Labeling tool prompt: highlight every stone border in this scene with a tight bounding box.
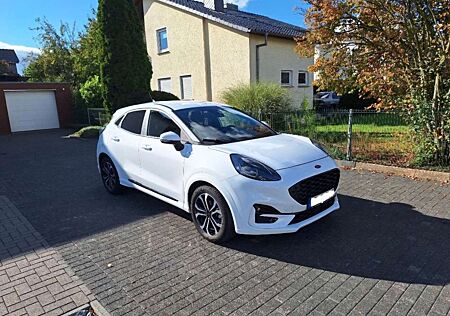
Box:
[337,160,450,183]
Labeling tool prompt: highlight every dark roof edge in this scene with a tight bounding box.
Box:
[157,0,304,39]
[0,49,20,63]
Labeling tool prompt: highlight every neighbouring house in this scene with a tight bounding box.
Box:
[0,49,19,75]
[0,49,26,82]
[135,0,314,107]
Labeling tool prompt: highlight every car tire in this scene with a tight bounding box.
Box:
[190,185,235,243]
[99,156,123,195]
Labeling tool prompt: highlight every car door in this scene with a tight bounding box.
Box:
[137,110,186,202]
[110,109,147,182]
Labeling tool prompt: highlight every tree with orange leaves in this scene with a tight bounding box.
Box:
[297,0,450,165]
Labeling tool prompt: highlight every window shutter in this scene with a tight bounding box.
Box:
[158,78,172,93]
[181,76,193,100]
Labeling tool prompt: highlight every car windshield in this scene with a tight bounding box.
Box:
[175,106,277,145]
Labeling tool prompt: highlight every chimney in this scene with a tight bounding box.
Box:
[203,0,224,12]
[226,3,238,11]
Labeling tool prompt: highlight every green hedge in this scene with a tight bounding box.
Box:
[151,91,180,101]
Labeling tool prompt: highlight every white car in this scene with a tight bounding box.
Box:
[97,101,340,243]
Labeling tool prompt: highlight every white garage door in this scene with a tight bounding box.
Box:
[5,90,60,132]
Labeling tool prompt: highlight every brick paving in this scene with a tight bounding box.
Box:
[0,130,449,315]
[0,196,94,316]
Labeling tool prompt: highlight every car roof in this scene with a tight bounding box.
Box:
[155,101,228,110]
[112,101,230,117]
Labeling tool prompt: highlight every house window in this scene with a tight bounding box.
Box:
[156,28,169,53]
[298,71,309,86]
[180,75,193,100]
[281,70,293,86]
[158,78,172,93]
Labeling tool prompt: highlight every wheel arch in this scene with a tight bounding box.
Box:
[186,179,239,233]
[98,152,110,164]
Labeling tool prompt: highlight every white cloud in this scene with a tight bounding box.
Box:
[0,42,41,74]
[227,0,250,8]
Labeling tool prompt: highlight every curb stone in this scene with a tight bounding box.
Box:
[337,160,450,183]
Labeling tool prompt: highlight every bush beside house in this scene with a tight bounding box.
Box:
[222,83,292,114]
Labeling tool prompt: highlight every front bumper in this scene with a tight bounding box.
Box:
[222,156,340,235]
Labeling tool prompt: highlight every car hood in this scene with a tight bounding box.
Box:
[209,134,328,170]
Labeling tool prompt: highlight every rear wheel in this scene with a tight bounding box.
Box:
[191,186,235,243]
[100,156,123,195]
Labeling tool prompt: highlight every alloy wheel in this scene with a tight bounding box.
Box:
[101,160,117,192]
[194,193,223,237]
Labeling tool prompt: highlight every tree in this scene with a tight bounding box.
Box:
[23,18,76,83]
[73,13,102,87]
[297,0,450,165]
[97,0,153,113]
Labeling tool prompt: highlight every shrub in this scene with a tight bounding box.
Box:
[151,91,180,101]
[221,82,292,115]
[79,75,103,109]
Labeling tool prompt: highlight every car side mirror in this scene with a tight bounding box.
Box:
[160,132,184,151]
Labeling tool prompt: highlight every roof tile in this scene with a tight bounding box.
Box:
[161,0,305,38]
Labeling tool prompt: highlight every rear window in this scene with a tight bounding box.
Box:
[121,111,146,134]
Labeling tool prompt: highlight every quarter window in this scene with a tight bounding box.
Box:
[157,28,169,53]
[147,111,181,137]
[298,71,308,86]
[121,111,146,134]
[281,70,293,86]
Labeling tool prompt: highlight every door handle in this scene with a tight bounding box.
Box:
[111,137,120,142]
[142,145,153,151]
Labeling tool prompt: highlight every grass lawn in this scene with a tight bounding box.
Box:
[316,124,410,134]
[290,116,414,166]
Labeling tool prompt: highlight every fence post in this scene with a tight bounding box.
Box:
[346,109,353,161]
[87,109,91,126]
[258,109,262,121]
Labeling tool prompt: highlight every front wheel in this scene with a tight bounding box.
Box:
[190,186,235,243]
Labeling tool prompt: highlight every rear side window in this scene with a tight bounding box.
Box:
[121,111,146,134]
[147,111,181,137]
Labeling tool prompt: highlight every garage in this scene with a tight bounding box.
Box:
[5,90,60,132]
[0,82,73,134]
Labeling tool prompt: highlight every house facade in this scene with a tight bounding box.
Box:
[137,0,314,108]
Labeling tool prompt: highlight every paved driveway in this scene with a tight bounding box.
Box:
[0,130,449,315]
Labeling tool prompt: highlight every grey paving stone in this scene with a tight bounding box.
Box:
[1,131,450,316]
[0,195,93,315]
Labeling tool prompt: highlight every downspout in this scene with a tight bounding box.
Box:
[256,33,269,83]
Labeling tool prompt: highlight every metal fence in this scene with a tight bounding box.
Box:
[86,106,412,166]
[256,109,412,166]
[87,108,110,126]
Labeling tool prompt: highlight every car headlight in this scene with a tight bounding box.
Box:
[312,140,329,156]
[230,154,281,181]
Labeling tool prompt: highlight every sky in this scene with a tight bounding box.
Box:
[0,0,308,73]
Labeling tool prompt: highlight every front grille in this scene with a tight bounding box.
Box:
[289,197,335,225]
[289,168,340,205]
